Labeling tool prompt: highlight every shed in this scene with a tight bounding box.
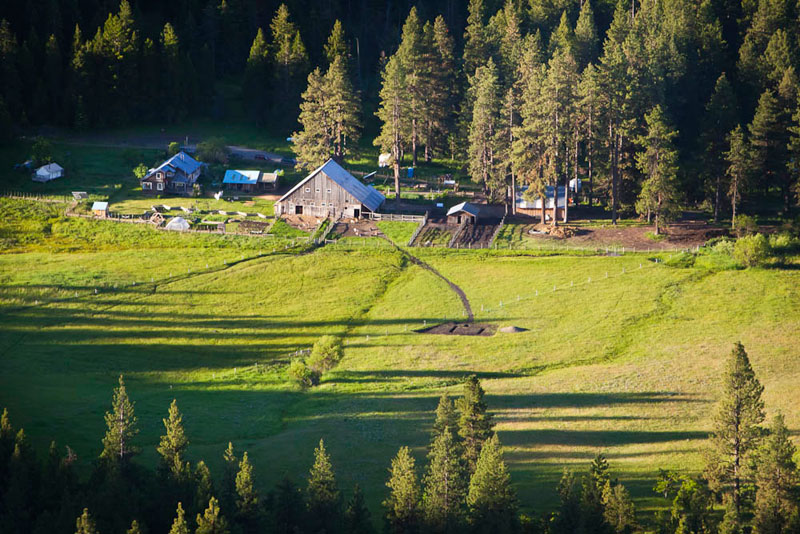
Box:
[165,216,190,231]
[91,201,109,218]
[447,202,483,225]
[33,163,64,182]
[516,185,567,221]
[274,159,385,219]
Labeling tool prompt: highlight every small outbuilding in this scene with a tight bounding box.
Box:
[91,201,109,218]
[165,216,190,231]
[516,185,567,221]
[447,202,484,225]
[223,169,281,192]
[33,163,64,182]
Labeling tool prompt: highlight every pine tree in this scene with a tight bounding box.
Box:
[157,399,189,479]
[384,446,420,534]
[602,483,636,534]
[422,427,466,533]
[194,460,215,518]
[170,502,190,534]
[345,484,374,534]
[551,469,580,534]
[422,17,457,161]
[75,508,98,534]
[396,7,426,167]
[749,89,790,213]
[468,59,502,196]
[574,1,598,69]
[432,394,458,441]
[243,28,271,125]
[270,4,308,125]
[271,477,306,534]
[725,126,753,229]
[306,439,341,533]
[325,55,361,161]
[577,64,601,206]
[324,20,348,66]
[753,414,799,534]
[100,375,138,465]
[549,12,574,56]
[374,55,408,201]
[705,342,765,530]
[580,454,611,534]
[127,519,142,534]
[220,442,237,516]
[196,497,229,534]
[701,74,738,222]
[635,106,680,235]
[233,452,260,533]
[463,0,490,79]
[457,376,494,474]
[466,434,517,534]
[293,68,332,169]
[160,22,185,124]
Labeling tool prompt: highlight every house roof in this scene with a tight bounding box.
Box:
[447,202,483,218]
[36,162,63,174]
[278,159,385,212]
[91,201,108,211]
[259,172,279,184]
[516,185,566,209]
[224,170,261,185]
[146,152,202,179]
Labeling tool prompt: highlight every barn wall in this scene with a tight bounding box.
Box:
[281,172,364,218]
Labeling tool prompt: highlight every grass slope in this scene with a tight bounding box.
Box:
[0,210,799,518]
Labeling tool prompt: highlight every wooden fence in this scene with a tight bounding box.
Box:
[1,191,72,203]
[367,212,426,222]
[406,212,429,246]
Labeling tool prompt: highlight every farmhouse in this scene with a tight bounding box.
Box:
[274,159,385,218]
[516,185,567,221]
[141,152,203,196]
[33,162,64,182]
[223,169,280,192]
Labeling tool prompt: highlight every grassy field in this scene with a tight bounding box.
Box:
[1,200,799,522]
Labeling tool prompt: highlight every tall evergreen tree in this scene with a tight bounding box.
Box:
[753,414,799,534]
[270,477,306,534]
[468,58,502,197]
[580,454,612,534]
[306,439,341,533]
[324,20,348,66]
[196,497,229,534]
[422,427,466,533]
[705,342,766,530]
[374,55,408,201]
[160,22,185,123]
[635,106,680,235]
[574,1,598,70]
[234,452,259,532]
[384,446,421,534]
[220,442,237,516]
[701,74,738,222]
[344,484,373,534]
[169,502,190,534]
[725,125,753,229]
[100,375,138,465]
[270,4,308,126]
[463,0,490,80]
[602,483,636,534]
[157,399,189,479]
[748,89,790,213]
[432,394,458,441]
[243,28,271,125]
[466,434,517,534]
[396,7,426,167]
[422,17,457,161]
[457,376,494,474]
[551,470,581,534]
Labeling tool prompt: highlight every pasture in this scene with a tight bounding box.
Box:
[0,202,799,519]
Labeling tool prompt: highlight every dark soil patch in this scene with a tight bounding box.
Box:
[417,322,496,336]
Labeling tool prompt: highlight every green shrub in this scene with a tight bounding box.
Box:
[306,335,343,374]
[664,252,695,268]
[168,142,181,156]
[288,359,318,388]
[733,234,770,267]
[711,238,735,257]
[733,215,759,238]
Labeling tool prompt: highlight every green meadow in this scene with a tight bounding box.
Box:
[1,200,799,518]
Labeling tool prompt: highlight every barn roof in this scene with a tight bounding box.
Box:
[447,202,483,217]
[223,170,261,185]
[516,185,566,209]
[36,162,64,173]
[278,159,385,212]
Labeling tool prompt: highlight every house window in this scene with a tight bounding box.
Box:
[156,182,164,191]
[143,182,152,190]
[305,187,311,193]
[157,172,163,178]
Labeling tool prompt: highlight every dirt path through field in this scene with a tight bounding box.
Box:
[380,237,474,322]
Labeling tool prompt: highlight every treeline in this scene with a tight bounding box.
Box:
[1,343,798,534]
[362,0,800,225]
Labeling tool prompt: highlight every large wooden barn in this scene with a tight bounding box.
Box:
[274,159,385,219]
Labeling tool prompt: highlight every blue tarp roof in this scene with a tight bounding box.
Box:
[223,170,261,185]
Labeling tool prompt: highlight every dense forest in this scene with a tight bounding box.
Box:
[0,344,797,534]
[1,0,800,222]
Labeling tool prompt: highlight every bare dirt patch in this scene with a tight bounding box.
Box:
[417,322,496,336]
[282,214,320,231]
[332,220,383,238]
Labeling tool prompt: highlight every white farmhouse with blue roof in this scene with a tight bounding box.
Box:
[140,152,203,196]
